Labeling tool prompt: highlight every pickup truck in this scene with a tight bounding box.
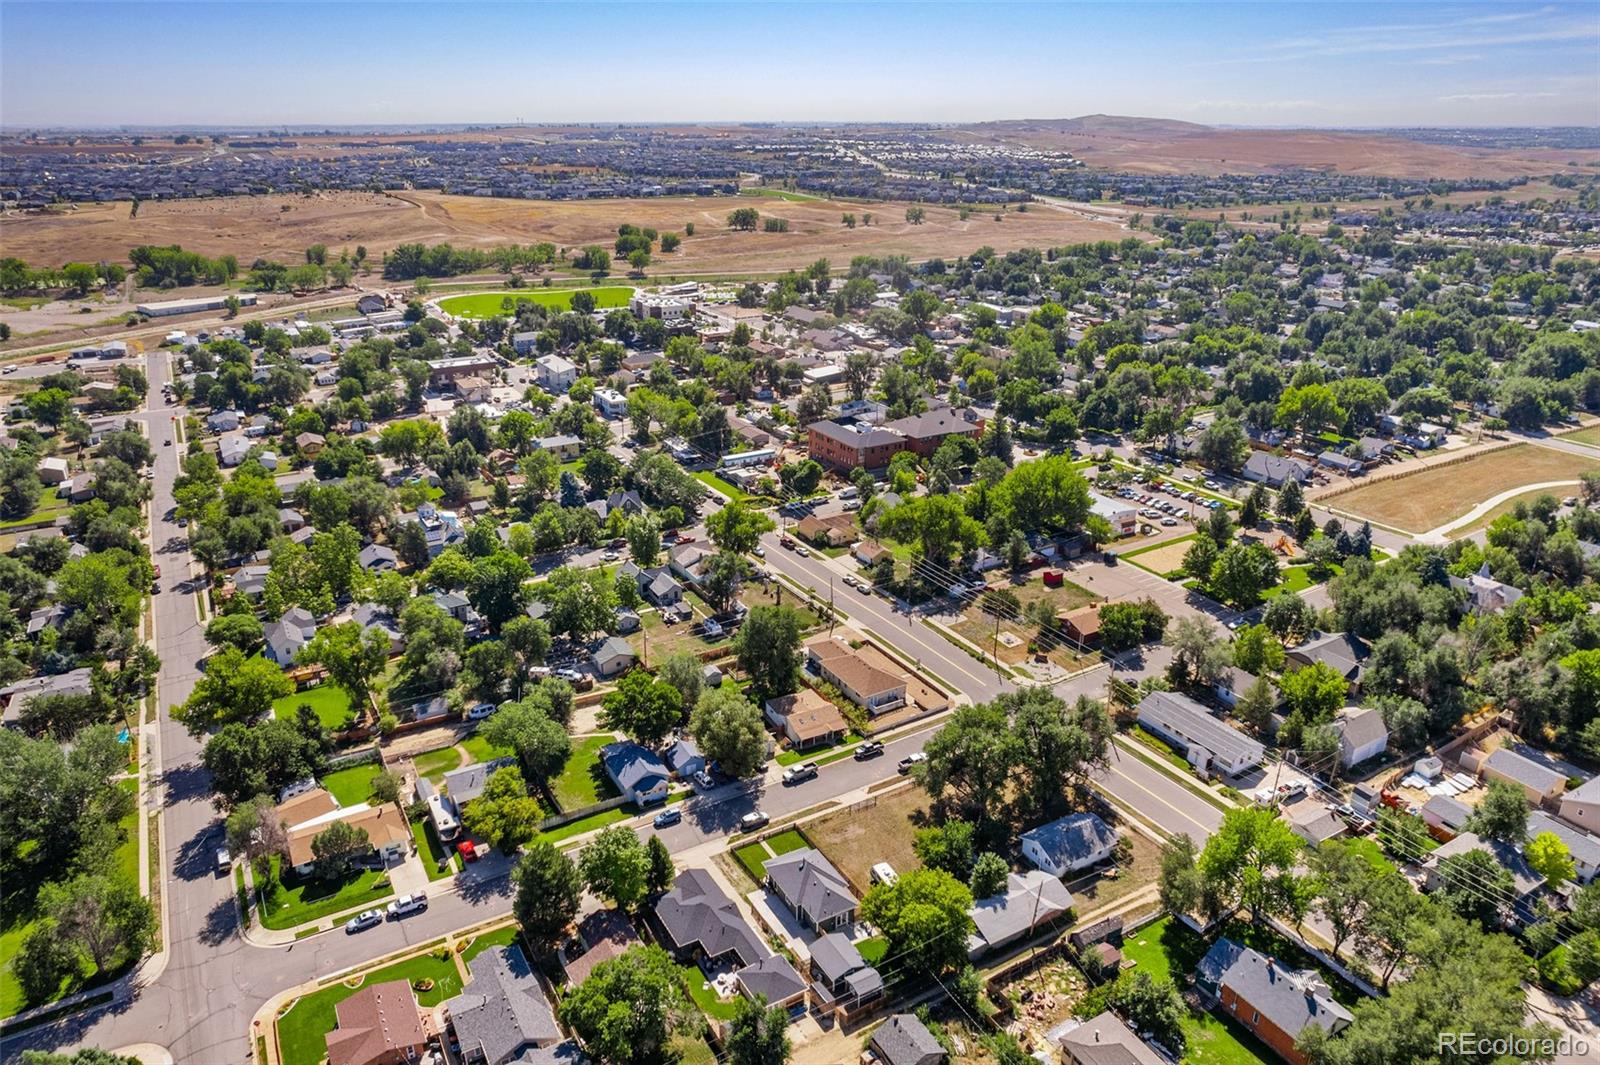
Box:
[782,762,819,785]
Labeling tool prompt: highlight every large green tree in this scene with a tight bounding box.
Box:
[512,840,582,957]
[688,687,768,779]
[860,868,974,978]
[560,945,695,1065]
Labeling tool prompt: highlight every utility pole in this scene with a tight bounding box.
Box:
[828,577,836,635]
[992,609,1003,678]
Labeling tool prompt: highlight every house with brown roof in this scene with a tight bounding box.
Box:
[805,636,906,715]
[276,787,411,876]
[883,408,984,458]
[764,689,849,751]
[562,909,640,987]
[853,541,893,567]
[794,513,856,547]
[1056,603,1109,645]
[294,431,326,456]
[807,420,907,471]
[324,979,427,1065]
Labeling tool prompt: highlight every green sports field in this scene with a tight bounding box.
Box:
[438,287,634,319]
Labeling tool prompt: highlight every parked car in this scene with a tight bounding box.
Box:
[752,545,765,557]
[602,550,619,562]
[693,770,716,789]
[738,811,771,832]
[553,668,585,683]
[898,752,927,774]
[215,848,232,876]
[345,909,383,933]
[457,841,480,862]
[795,545,811,558]
[466,702,497,720]
[388,893,428,918]
[870,861,899,886]
[653,808,683,829]
[782,762,819,785]
[853,741,885,761]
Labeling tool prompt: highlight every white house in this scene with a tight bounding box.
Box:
[534,355,578,393]
[593,387,628,419]
[1019,813,1120,877]
[1136,690,1265,777]
[1330,706,1388,768]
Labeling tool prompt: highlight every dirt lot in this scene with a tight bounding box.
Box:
[1122,535,1196,578]
[951,574,1100,670]
[805,784,930,895]
[0,189,1139,273]
[1328,444,1600,533]
[963,117,1600,179]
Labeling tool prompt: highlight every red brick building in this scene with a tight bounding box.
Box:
[806,420,907,471]
[886,409,985,458]
[1197,939,1351,1065]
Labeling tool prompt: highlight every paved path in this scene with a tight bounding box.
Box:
[1418,479,1584,542]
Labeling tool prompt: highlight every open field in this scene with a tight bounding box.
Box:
[1562,425,1600,448]
[1447,487,1573,539]
[1329,445,1600,533]
[437,287,633,318]
[806,785,928,894]
[1120,534,1196,578]
[962,116,1600,179]
[0,189,1141,276]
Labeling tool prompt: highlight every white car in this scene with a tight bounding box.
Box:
[345,909,383,933]
[738,811,771,832]
[602,550,619,562]
[387,893,428,919]
[467,702,497,720]
[782,762,819,785]
[752,545,765,558]
[794,546,810,558]
[842,575,858,588]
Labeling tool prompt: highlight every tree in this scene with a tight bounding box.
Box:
[1008,689,1112,820]
[175,646,294,735]
[655,652,704,710]
[1158,834,1208,919]
[468,551,532,631]
[860,868,974,977]
[1209,541,1280,608]
[600,671,682,747]
[1107,971,1187,1055]
[777,458,823,496]
[1235,676,1280,735]
[205,612,265,654]
[1433,848,1513,927]
[705,500,775,554]
[202,719,325,806]
[1230,624,1284,675]
[481,699,571,784]
[1307,838,1388,956]
[917,701,1017,831]
[1168,616,1229,688]
[298,622,389,717]
[224,794,288,863]
[625,513,661,566]
[1097,601,1149,651]
[1525,832,1576,891]
[580,825,651,911]
[1196,416,1251,473]
[734,605,804,699]
[310,820,371,880]
[968,851,1010,898]
[512,841,582,957]
[1197,806,1304,925]
[1276,478,1305,519]
[1182,535,1219,583]
[560,945,694,1065]
[689,687,767,779]
[1278,661,1347,721]
[913,820,976,879]
[727,207,761,231]
[462,766,543,852]
[645,834,675,896]
[13,920,80,1006]
[726,995,792,1065]
[1467,780,1530,843]
[1263,592,1316,644]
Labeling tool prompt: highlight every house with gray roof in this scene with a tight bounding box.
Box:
[0,667,94,728]
[357,543,397,572]
[1286,631,1369,691]
[263,607,318,666]
[1242,452,1311,487]
[1476,747,1568,806]
[444,757,517,807]
[1057,1010,1165,1065]
[1528,811,1600,885]
[734,953,808,1010]
[1559,775,1600,837]
[1421,794,1472,838]
[600,741,668,806]
[1136,690,1265,777]
[1020,813,1120,878]
[870,1014,946,1065]
[1196,938,1351,1061]
[590,636,636,678]
[807,932,883,1008]
[652,868,768,969]
[444,945,570,1065]
[1424,831,1545,918]
[1330,706,1388,767]
[967,870,1074,959]
[764,847,857,933]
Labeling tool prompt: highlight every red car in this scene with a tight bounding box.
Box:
[676,534,695,544]
[456,841,480,862]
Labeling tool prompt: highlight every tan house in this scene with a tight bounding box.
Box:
[854,541,893,567]
[1056,603,1108,645]
[294,431,326,456]
[794,514,856,547]
[276,786,411,876]
[806,636,906,715]
[764,688,849,750]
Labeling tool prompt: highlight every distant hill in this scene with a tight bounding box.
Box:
[967,114,1212,137]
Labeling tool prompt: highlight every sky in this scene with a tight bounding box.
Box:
[2,1,1597,129]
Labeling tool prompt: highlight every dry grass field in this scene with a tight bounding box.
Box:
[1122,536,1198,577]
[1331,445,1600,533]
[805,785,930,895]
[0,189,1140,273]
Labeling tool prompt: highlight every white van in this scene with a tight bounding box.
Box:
[870,862,899,887]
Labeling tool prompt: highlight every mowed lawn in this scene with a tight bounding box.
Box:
[273,684,355,731]
[276,948,465,1065]
[319,762,386,806]
[1331,445,1600,533]
[1120,917,1277,1065]
[437,286,633,318]
[256,857,394,931]
[550,735,621,812]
